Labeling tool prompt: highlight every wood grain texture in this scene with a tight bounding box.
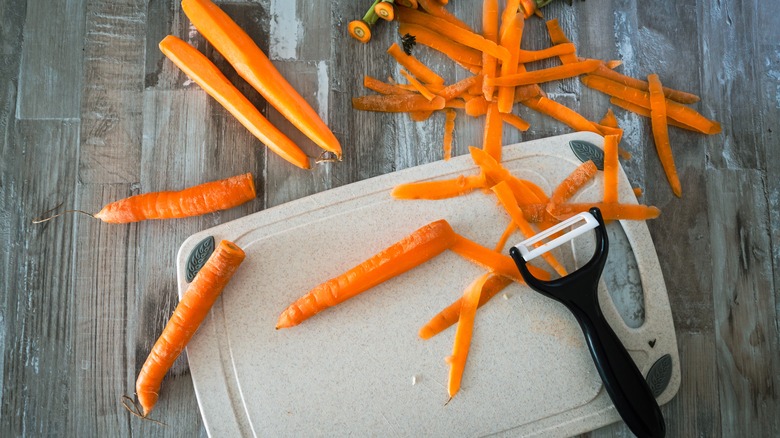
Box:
[2,0,779,436]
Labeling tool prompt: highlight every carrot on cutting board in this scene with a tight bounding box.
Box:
[135,240,246,416]
[547,160,598,206]
[391,174,485,200]
[447,273,489,398]
[602,134,620,203]
[181,0,342,158]
[276,220,458,328]
[647,74,682,197]
[443,108,457,160]
[159,36,310,169]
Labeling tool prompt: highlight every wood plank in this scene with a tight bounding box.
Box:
[0,120,80,434]
[707,170,780,437]
[16,0,86,119]
[79,0,147,184]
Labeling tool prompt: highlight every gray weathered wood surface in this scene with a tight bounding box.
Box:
[1,0,778,436]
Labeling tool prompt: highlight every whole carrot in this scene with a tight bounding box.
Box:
[276,220,458,329]
[181,0,342,158]
[136,240,245,416]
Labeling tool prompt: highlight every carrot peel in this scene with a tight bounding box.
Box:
[447,273,488,398]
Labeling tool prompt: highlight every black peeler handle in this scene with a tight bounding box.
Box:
[510,208,665,438]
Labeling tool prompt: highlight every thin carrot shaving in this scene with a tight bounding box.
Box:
[599,108,619,128]
[545,19,578,64]
[400,69,437,101]
[547,202,661,221]
[482,103,503,161]
[391,174,485,200]
[547,160,598,206]
[517,43,576,63]
[609,97,698,131]
[363,76,414,95]
[443,109,457,160]
[447,273,487,397]
[481,0,500,101]
[648,74,682,197]
[352,94,446,112]
[498,0,521,42]
[494,221,517,252]
[487,59,601,87]
[497,14,524,113]
[521,96,600,134]
[417,0,474,31]
[591,63,700,104]
[399,23,483,66]
[602,134,620,203]
[592,123,624,144]
[491,182,567,276]
[501,113,530,132]
[387,42,446,85]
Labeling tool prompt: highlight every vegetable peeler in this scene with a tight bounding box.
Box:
[509,207,666,438]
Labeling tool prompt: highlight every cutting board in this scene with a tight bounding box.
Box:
[176,132,680,437]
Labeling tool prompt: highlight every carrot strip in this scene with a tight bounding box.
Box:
[397,82,446,94]
[501,113,530,132]
[181,0,341,157]
[602,134,620,203]
[483,103,503,161]
[447,273,487,398]
[605,60,623,69]
[545,19,579,64]
[488,59,601,87]
[443,108,457,160]
[547,202,661,221]
[581,75,721,134]
[94,173,256,223]
[352,94,446,112]
[465,96,489,117]
[136,240,245,416]
[481,0,500,101]
[469,146,548,205]
[400,69,437,101]
[497,14,524,113]
[387,43,446,85]
[364,75,414,95]
[522,96,601,134]
[517,43,576,63]
[548,160,598,206]
[399,23,483,66]
[498,0,520,43]
[599,108,619,128]
[417,0,474,31]
[492,182,567,276]
[609,97,697,131]
[276,220,458,328]
[438,75,482,101]
[451,234,551,282]
[419,274,511,339]
[159,36,310,169]
[410,111,434,122]
[591,63,700,104]
[391,174,485,200]
[495,221,517,252]
[397,6,510,62]
[592,123,624,145]
[467,87,542,117]
[648,74,682,197]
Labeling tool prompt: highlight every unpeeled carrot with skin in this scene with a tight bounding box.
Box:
[497,14,524,113]
[387,43,446,85]
[391,174,485,200]
[396,6,510,63]
[136,240,245,416]
[487,59,602,87]
[400,69,437,101]
[443,109,456,160]
[93,173,256,223]
[399,24,483,66]
[352,94,446,112]
[481,0,500,101]
[648,74,682,197]
[276,220,457,328]
[181,0,341,157]
[547,160,598,207]
[447,273,488,398]
[602,134,620,203]
[159,36,310,169]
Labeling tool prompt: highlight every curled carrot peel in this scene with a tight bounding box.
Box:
[398,24,483,66]
[591,63,700,104]
[482,103,503,161]
[391,174,485,200]
[159,36,310,169]
[548,160,598,206]
[387,43,445,85]
[447,273,488,398]
[94,173,256,223]
[276,220,457,328]
[181,0,341,158]
[136,240,245,416]
[352,94,446,112]
[420,274,511,340]
[443,109,457,160]
[487,59,601,87]
[648,74,682,197]
[481,0,499,101]
[547,202,661,221]
[602,134,620,204]
[400,69,437,101]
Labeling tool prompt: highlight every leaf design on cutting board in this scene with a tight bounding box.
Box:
[645,354,673,398]
[186,236,215,282]
[569,140,605,170]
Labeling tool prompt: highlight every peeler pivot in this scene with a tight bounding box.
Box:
[509,207,665,438]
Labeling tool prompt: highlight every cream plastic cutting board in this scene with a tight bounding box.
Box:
[176,132,680,437]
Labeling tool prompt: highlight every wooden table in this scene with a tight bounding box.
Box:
[1,0,778,436]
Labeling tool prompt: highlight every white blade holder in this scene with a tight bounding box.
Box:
[513,212,599,262]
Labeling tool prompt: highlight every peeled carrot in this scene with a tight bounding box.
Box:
[591,63,700,104]
[522,96,600,134]
[517,43,576,63]
[443,108,457,160]
[397,6,510,63]
[417,0,473,31]
[548,160,598,206]
[497,14,524,113]
[352,94,446,112]
[420,274,511,339]
[581,75,721,134]
[181,0,342,157]
[501,113,530,132]
[276,220,457,328]
[547,202,661,221]
[398,24,483,66]
[387,43,446,85]
[159,36,310,169]
[391,174,485,200]
[400,69,437,101]
[648,74,682,197]
[447,273,488,398]
[136,240,245,416]
[602,134,620,203]
[92,173,256,224]
[482,103,503,161]
[481,0,500,101]
[487,59,601,87]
